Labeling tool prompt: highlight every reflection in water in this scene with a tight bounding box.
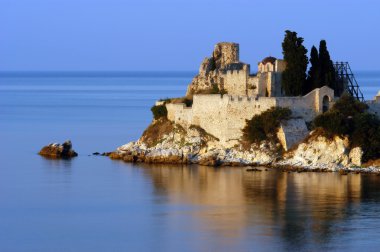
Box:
[136,164,380,250]
[39,156,73,169]
[39,156,73,186]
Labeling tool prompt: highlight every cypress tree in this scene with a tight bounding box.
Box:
[319,40,337,93]
[305,45,320,94]
[281,30,308,96]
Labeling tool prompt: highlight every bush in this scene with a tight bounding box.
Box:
[351,113,380,162]
[312,94,380,162]
[330,94,368,117]
[183,98,193,107]
[140,117,173,147]
[313,94,368,137]
[151,104,167,120]
[313,111,351,137]
[161,97,193,107]
[242,107,292,144]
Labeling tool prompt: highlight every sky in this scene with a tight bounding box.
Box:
[1,0,379,71]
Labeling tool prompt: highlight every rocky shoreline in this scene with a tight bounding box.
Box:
[108,118,380,174]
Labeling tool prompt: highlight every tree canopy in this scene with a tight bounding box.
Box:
[305,46,320,94]
[319,40,337,93]
[313,94,380,162]
[306,40,339,95]
[281,30,308,96]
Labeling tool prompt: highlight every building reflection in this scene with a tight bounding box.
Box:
[136,164,380,250]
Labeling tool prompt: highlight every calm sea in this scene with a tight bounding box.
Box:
[1,71,380,252]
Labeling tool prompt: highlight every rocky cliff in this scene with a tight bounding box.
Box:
[109,118,380,172]
[110,118,278,166]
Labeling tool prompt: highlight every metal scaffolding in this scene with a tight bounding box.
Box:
[334,62,364,101]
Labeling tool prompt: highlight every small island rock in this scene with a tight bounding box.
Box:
[39,140,78,158]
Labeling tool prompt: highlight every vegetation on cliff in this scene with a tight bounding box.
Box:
[140,117,175,147]
[242,107,292,144]
[151,104,168,120]
[313,94,380,162]
[159,97,193,107]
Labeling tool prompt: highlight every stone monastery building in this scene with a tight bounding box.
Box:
[160,42,377,149]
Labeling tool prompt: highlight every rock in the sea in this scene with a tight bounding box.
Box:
[38,140,78,158]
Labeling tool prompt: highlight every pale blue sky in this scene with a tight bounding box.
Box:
[1,0,379,71]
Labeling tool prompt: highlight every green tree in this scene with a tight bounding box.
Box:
[242,107,292,144]
[305,46,320,94]
[319,40,337,93]
[281,30,308,96]
[312,94,380,162]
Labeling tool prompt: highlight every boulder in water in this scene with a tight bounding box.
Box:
[39,140,78,158]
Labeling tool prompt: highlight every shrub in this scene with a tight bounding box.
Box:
[313,111,351,137]
[313,94,368,137]
[330,94,368,117]
[350,113,380,162]
[183,98,193,107]
[312,94,380,162]
[162,97,193,107]
[151,104,167,120]
[242,107,292,144]
[140,117,173,147]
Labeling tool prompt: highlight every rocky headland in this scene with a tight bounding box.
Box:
[109,41,380,173]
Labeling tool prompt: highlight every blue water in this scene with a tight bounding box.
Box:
[1,71,380,252]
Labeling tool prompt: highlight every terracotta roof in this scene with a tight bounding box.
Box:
[261,56,277,65]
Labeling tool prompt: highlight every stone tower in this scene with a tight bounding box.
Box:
[212,42,239,69]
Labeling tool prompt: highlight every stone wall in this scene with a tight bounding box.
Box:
[191,94,230,142]
[247,75,259,96]
[275,60,287,72]
[224,67,249,95]
[166,103,193,127]
[276,86,334,121]
[225,96,276,144]
[167,85,334,147]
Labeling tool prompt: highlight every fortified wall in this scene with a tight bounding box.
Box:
[166,86,334,146]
